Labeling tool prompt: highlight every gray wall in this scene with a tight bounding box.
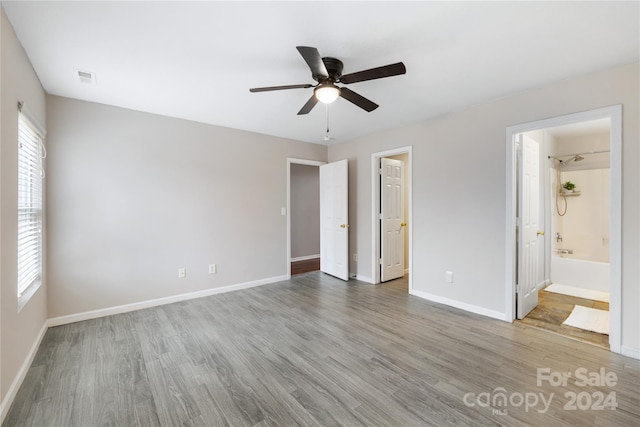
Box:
[290,164,320,259]
[1,7,48,410]
[329,62,639,354]
[45,96,327,318]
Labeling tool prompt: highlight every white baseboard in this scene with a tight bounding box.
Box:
[290,254,320,262]
[410,289,506,321]
[538,279,551,290]
[0,321,48,423]
[48,275,289,327]
[621,345,640,360]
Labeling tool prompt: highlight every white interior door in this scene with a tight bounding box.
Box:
[380,158,405,281]
[517,134,542,318]
[320,159,349,281]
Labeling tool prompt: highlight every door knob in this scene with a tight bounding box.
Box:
[401,222,407,227]
[537,230,545,236]
[340,224,350,228]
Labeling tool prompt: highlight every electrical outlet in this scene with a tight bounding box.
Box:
[209,264,217,274]
[445,271,454,283]
[178,268,186,278]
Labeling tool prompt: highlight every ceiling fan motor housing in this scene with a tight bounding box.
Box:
[315,57,343,82]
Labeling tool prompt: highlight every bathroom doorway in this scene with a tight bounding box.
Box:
[505,105,622,352]
[520,119,611,348]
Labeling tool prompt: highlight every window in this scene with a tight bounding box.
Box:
[17,112,45,303]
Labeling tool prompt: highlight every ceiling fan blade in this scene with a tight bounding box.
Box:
[297,95,319,115]
[250,84,313,93]
[339,87,378,112]
[296,46,329,78]
[340,62,406,84]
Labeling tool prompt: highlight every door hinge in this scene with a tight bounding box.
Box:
[379,168,383,175]
[379,258,383,265]
[378,213,383,220]
[516,284,521,293]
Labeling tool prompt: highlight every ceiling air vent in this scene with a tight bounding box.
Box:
[75,69,96,85]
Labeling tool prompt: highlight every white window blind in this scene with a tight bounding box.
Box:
[17,113,45,298]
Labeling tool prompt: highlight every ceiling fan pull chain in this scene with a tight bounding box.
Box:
[326,103,329,133]
[325,104,331,141]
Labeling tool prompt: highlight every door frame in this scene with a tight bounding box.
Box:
[505,105,622,353]
[286,158,325,278]
[371,146,413,289]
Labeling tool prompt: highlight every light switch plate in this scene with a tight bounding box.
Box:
[445,271,454,283]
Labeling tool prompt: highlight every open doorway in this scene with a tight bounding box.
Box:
[287,159,324,276]
[517,121,611,348]
[371,147,413,292]
[505,105,622,353]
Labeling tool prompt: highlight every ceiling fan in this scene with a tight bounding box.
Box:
[249,46,406,115]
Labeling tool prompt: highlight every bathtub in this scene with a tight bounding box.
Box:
[550,255,609,292]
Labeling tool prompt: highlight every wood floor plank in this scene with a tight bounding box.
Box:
[3,271,639,426]
[291,258,320,275]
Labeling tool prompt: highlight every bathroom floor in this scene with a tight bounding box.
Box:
[517,288,609,349]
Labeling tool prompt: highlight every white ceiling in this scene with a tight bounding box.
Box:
[546,118,611,140]
[3,1,638,145]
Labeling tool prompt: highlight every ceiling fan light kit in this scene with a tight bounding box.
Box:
[249,46,406,117]
[315,84,341,104]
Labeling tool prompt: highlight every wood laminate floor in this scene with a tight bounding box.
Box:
[291,258,320,275]
[517,288,610,349]
[3,272,639,426]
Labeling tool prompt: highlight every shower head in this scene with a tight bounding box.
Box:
[550,154,585,165]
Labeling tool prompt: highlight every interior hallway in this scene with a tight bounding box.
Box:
[291,258,320,275]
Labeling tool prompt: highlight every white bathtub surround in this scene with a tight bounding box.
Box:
[550,256,609,292]
[545,283,609,303]
[563,306,609,335]
[553,168,610,263]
